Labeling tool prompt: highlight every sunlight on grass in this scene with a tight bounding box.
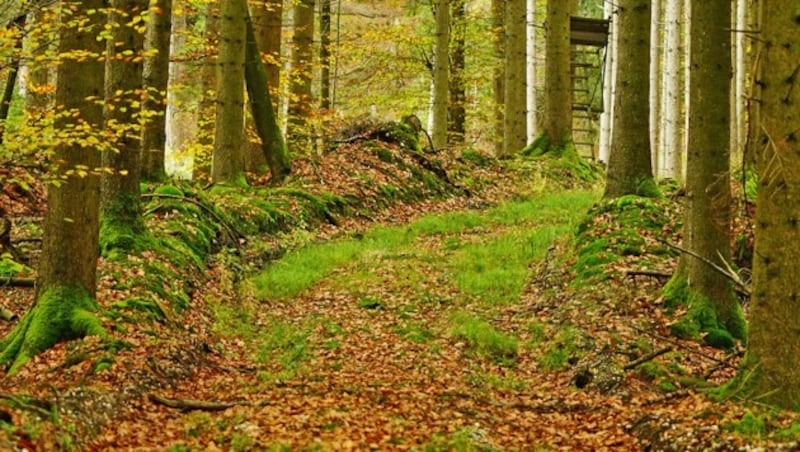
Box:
[250,189,599,301]
[450,311,518,364]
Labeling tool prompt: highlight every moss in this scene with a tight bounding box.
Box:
[0,286,106,374]
[153,185,185,197]
[635,177,661,198]
[726,410,767,436]
[100,193,148,257]
[663,274,737,350]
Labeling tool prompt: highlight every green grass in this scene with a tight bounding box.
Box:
[538,326,583,371]
[450,312,518,364]
[250,189,599,301]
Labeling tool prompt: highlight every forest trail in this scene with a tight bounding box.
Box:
[85,188,748,450]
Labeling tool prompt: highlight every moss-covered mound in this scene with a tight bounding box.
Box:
[571,195,680,284]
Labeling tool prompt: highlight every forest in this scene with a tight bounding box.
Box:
[0,0,798,449]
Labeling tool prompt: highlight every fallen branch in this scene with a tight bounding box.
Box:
[0,276,35,288]
[623,346,673,370]
[0,305,17,321]
[0,392,52,418]
[148,393,238,412]
[630,325,737,369]
[656,239,751,296]
[624,269,672,279]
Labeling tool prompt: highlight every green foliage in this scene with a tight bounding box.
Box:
[538,326,583,371]
[0,252,31,277]
[726,410,767,436]
[449,312,518,364]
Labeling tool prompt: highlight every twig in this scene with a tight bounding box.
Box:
[655,239,751,295]
[629,325,737,369]
[148,393,239,412]
[0,392,52,418]
[623,346,673,370]
[624,269,672,279]
[0,276,35,288]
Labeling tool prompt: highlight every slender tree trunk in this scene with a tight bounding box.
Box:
[252,0,283,108]
[603,0,655,198]
[0,1,107,373]
[431,0,450,151]
[731,0,747,166]
[140,0,173,181]
[287,0,315,150]
[744,0,800,408]
[598,2,618,164]
[101,0,147,253]
[212,0,247,184]
[543,0,572,149]
[491,0,505,154]
[525,0,536,144]
[649,0,662,175]
[195,2,219,181]
[166,11,194,178]
[320,0,332,111]
[503,0,526,156]
[245,10,291,182]
[23,9,53,119]
[448,0,466,145]
[0,15,24,145]
[659,0,682,181]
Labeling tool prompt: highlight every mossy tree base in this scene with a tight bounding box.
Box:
[100,193,147,258]
[0,286,106,374]
[663,274,746,350]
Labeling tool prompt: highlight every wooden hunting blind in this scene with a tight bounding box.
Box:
[570,17,610,47]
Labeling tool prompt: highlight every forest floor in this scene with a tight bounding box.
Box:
[1,136,799,450]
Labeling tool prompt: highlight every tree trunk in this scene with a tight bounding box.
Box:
[738,0,800,407]
[212,0,247,184]
[0,15,25,145]
[503,0,526,156]
[195,2,219,181]
[287,0,315,150]
[252,0,283,108]
[658,0,682,181]
[101,0,147,254]
[431,0,450,152]
[245,11,291,183]
[23,9,53,119]
[649,0,662,175]
[598,1,618,164]
[603,0,655,198]
[140,0,173,181]
[525,0,537,144]
[543,0,572,149]
[320,0,332,111]
[663,0,745,349]
[448,0,466,145]
[491,0,504,155]
[731,0,747,166]
[0,1,107,373]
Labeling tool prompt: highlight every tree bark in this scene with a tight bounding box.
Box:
[543,0,573,149]
[503,0,526,156]
[658,0,682,181]
[525,0,537,144]
[245,11,291,183]
[0,1,107,373]
[212,0,247,184]
[194,2,219,181]
[101,0,147,253]
[140,0,173,181]
[598,1,618,164]
[287,0,315,150]
[448,0,466,145]
[603,0,655,198]
[252,0,283,108]
[491,0,505,155]
[740,0,800,408]
[320,0,332,111]
[649,0,662,175]
[431,0,450,152]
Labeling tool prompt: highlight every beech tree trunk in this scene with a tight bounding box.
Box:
[252,0,282,107]
[525,0,536,144]
[320,0,332,111]
[101,0,147,253]
[0,1,107,373]
[598,1,618,164]
[503,0,526,156]
[649,0,662,174]
[140,0,172,181]
[603,0,655,198]
[431,0,450,152]
[212,0,247,184]
[287,0,315,150]
[739,0,800,408]
[543,0,572,149]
